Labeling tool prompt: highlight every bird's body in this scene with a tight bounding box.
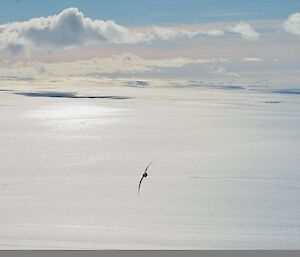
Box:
[138,161,153,194]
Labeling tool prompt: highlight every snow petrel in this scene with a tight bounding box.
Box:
[138,160,153,194]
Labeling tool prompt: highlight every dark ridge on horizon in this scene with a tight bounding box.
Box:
[0,89,15,92]
[14,91,132,100]
[273,89,300,95]
[125,80,149,88]
[171,83,245,90]
[264,101,281,104]
[0,76,34,81]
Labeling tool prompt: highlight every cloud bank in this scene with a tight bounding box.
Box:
[0,53,229,78]
[0,7,224,53]
[0,7,261,55]
[283,13,300,35]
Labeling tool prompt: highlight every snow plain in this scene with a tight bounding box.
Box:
[0,79,299,249]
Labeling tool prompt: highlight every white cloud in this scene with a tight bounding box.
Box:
[244,57,262,62]
[151,26,224,40]
[214,66,240,78]
[0,7,148,53]
[228,22,260,41]
[283,13,300,35]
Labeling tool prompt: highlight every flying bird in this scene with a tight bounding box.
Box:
[138,160,153,194]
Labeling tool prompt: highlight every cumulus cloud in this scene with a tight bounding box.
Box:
[283,13,300,35]
[228,22,260,41]
[0,7,147,52]
[5,43,26,55]
[244,57,262,62]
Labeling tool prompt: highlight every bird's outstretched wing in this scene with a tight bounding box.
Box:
[138,176,144,194]
[144,160,153,172]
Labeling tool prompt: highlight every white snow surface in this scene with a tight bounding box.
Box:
[0,81,299,249]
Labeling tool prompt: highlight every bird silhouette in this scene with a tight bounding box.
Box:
[138,160,153,194]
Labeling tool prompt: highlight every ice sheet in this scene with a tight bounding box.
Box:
[0,82,299,249]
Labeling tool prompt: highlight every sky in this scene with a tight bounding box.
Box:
[1,0,299,25]
[0,0,299,87]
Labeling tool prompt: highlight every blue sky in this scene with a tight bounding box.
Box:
[1,0,299,25]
